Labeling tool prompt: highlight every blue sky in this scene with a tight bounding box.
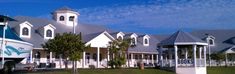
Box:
[0,0,235,34]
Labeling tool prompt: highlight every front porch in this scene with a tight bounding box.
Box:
[24,48,159,69]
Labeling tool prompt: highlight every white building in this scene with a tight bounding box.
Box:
[8,7,159,68]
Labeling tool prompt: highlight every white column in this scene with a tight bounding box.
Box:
[156,54,158,63]
[185,49,188,59]
[199,47,202,59]
[193,45,197,67]
[141,54,144,60]
[131,53,133,65]
[30,50,33,63]
[203,46,207,67]
[225,53,228,66]
[83,51,86,68]
[151,54,154,64]
[199,47,202,66]
[97,47,100,68]
[49,52,53,63]
[107,48,110,61]
[174,45,178,68]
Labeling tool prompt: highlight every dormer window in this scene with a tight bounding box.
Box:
[131,38,136,45]
[43,24,56,39]
[143,35,150,46]
[46,29,52,37]
[118,36,122,40]
[209,39,214,46]
[206,34,215,46]
[22,27,29,36]
[144,38,148,44]
[69,16,75,21]
[59,16,64,21]
[19,21,33,38]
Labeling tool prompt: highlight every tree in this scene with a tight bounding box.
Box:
[108,38,133,68]
[42,32,89,74]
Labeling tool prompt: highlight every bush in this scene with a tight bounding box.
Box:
[89,65,95,69]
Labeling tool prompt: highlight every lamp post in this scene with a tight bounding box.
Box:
[205,33,211,67]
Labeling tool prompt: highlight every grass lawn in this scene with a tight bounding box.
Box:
[14,67,235,74]
[207,66,235,74]
[15,68,173,74]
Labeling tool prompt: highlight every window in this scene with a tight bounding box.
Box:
[46,29,52,37]
[144,38,148,44]
[69,16,75,21]
[59,16,64,21]
[0,18,4,22]
[209,39,214,45]
[22,27,29,35]
[118,36,122,40]
[131,38,136,45]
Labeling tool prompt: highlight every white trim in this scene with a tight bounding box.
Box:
[0,38,33,46]
[118,31,125,36]
[174,42,208,45]
[21,21,33,27]
[143,35,150,46]
[206,35,215,46]
[85,31,115,47]
[224,46,235,54]
[116,32,125,40]
[19,21,33,38]
[44,24,56,39]
[47,24,56,29]
[33,48,44,50]
[55,11,80,16]
[128,51,158,54]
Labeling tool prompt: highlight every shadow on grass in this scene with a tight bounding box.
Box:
[13,67,174,74]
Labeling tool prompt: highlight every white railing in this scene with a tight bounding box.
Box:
[196,59,205,67]
[178,59,194,67]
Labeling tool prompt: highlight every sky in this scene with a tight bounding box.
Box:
[0,0,235,35]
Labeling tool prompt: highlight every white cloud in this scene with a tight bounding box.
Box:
[78,0,235,34]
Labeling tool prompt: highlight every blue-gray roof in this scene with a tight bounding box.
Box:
[129,35,159,54]
[7,16,159,54]
[8,16,110,48]
[191,30,235,53]
[159,30,206,46]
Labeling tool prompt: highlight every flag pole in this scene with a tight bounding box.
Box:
[1,17,7,68]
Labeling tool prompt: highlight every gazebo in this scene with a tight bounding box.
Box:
[158,30,208,74]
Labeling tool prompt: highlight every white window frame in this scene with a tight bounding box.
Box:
[19,21,33,38]
[143,35,150,46]
[207,36,215,46]
[44,24,56,39]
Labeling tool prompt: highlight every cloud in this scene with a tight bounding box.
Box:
[78,0,235,34]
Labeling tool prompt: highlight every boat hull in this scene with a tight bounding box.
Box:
[0,38,33,62]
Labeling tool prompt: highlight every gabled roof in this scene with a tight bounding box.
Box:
[109,31,125,39]
[0,15,16,21]
[159,30,207,46]
[124,33,137,38]
[191,29,235,53]
[19,21,33,27]
[6,15,159,54]
[129,35,159,54]
[85,31,115,46]
[56,6,74,11]
[8,16,110,48]
[53,6,80,15]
